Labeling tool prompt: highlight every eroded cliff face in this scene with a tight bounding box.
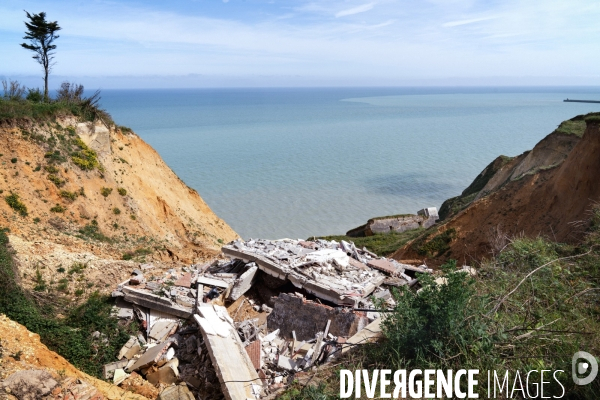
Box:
[394,115,600,265]
[0,117,238,294]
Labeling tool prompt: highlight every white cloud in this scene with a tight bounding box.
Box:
[442,16,498,28]
[335,3,375,18]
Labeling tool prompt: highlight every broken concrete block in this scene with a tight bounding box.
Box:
[229,265,258,301]
[128,342,172,372]
[113,368,129,385]
[158,383,195,400]
[149,320,178,342]
[195,276,230,288]
[130,274,145,285]
[367,259,401,275]
[122,286,193,318]
[196,305,261,400]
[147,358,179,385]
[174,272,192,288]
[277,355,298,371]
[267,293,369,341]
[103,359,128,379]
[118,336,140,360]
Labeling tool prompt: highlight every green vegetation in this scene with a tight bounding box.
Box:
[1,80,112,124]
[59,190,78,201]
[0,228,137,378]
[50,204,66,213]
[411,227,456,257]
[122,247,153,261]
[78,220,111,242]
[44,150,67,164]
[311,228,424,257]
[100,187,112,197]
[117,187,127,196]
[112,207,121,215]
[71,137,101,171]
[47,173,65,188]
[68,263,87,275]
[287,209,600,399]
[5,193,28,216]
[554,119,587,137]
[10,157,17,163]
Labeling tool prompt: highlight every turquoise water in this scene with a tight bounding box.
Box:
[100,87,600,239]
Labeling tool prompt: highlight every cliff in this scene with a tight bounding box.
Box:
[393,113,600,264]
[0,116,238,295]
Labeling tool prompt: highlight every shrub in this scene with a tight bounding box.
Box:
[5,193,28,216]
[47,174,65,188]
[26,88,43,103]
[44,165,59,174]
[57,267,65,273]
[71,138,101,171]
[59,190,78,201]
[10,158,17,163]
[112,207,121,215]
[33,217,40,224]
[44,150,66,164]
[117,188,127,196]
[78,220,111,242]
[130,215,136,220]
[100,187,112,197]
[56,278,69,292]
[68,263,86,275]
[378,260,494,371]
[33,269,47,292]
[50,204,66,213]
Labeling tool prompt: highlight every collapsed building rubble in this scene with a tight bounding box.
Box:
[105,238,433,399]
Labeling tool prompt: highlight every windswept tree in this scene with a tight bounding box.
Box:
[21,11,61,101]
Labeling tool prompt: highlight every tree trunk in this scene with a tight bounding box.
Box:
[44,68,49,102]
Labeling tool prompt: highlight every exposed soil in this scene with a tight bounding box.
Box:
[394,121,600,265]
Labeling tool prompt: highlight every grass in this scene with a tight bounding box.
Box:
[0,91,113,125]
[311,228,424,257]
[411,227,457,257]
[554,119,587,137]
[0,227,137,378]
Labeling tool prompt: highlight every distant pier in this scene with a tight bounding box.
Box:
[564,98,600,103]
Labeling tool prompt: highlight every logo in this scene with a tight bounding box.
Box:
[572,351,598,386]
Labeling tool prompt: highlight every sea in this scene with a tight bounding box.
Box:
[99,87,600,240]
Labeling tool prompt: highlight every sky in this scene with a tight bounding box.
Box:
[1,0,600,88]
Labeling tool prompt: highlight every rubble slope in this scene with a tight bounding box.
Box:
[393,114,600,264]
[0,314,149,400]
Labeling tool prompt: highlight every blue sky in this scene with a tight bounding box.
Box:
[1,0,600,87]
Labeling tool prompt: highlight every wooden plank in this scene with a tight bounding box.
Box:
[196,305,261,400]
[341,318,383,354]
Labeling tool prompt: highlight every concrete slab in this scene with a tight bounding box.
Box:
[367,259,401,275]
[196,305,261,400]
[128,342,172,372]
[229,265,258,301]
[341,318,383,354]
